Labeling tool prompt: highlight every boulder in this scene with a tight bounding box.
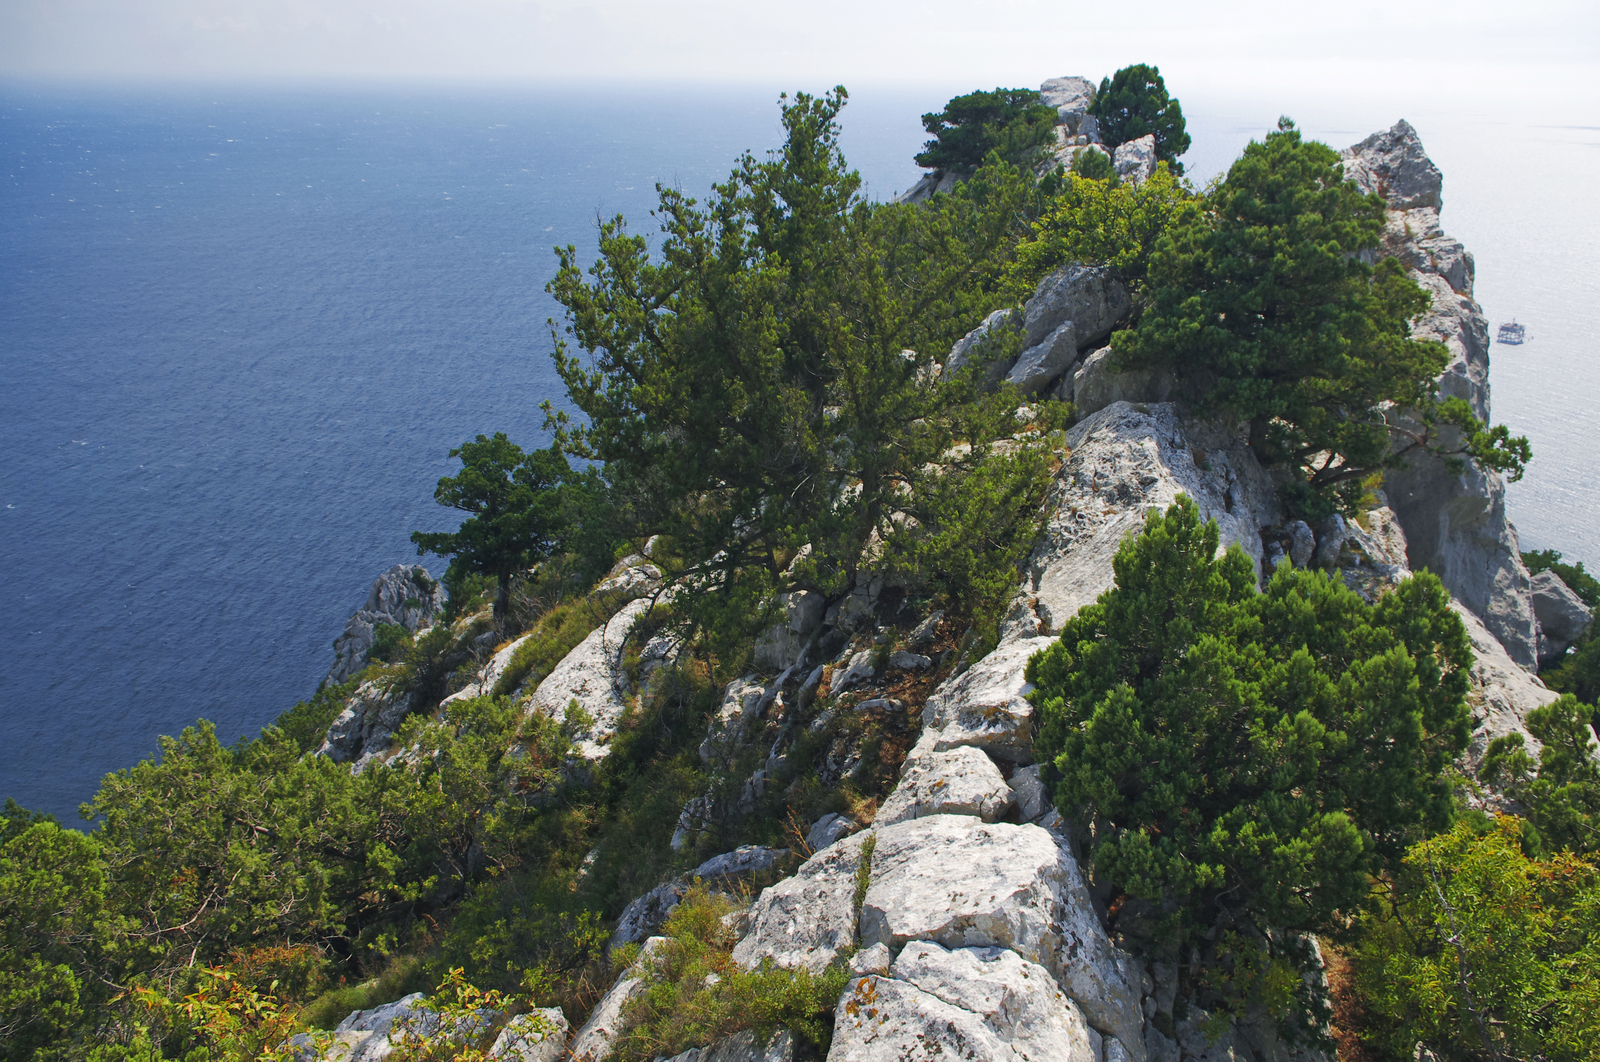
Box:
[754,591,826,672]
[806,812,857,851]
[1008,764,1052,823]
[945,307,1021,381]
[1040,75,1096,135]
[487,1009,568,1062]
[325,564,447,687]
[1341,120,1442,210]
[830,650,878,696]
[1070,345,1174,418]
[699,675,772,764]
[525,597,652,758]
[876,745,1013,826]
[1022,265,1130,353]
[1286,520,1316,569]
[888,649,931,670]
[830,973,1017,1062]
[1007,402,1280,642]
[893,169,964,205]
[610,878,688,951]
[858,815,1144,1052]
[891,941,1099,1062]
[1312,514,1347,571]
[909,610,944,648]
[921,638,1042,763]
[732,831,872,973]
[289,992,498,1062]
[1007,319,1080,395]
[1112,135,1157,185]
[1531,569,1594,662]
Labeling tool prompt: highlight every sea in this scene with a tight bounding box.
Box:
[3,81,1598,823]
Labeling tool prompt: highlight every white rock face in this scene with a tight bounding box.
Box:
[858,815,1144,1054]
[876,745,1013,826]
[921,638,1042,763]
[524,597,651,758]
[439,629,536,707]
[317,680,413,766]
[487,1009,568,1062]
[732,831,871,973]
[1342,120,1540,670]
[806,812,857,852]
[1041,75,1096,135]
[325,564,447,687]
[290,992,500,1062]
[1112,135,1157,184]
[593,555,663,598]
[891,941,1099,1062]
[1009,402,1281,641]
[1008,319,1081,396]
[830,974,1017,1062]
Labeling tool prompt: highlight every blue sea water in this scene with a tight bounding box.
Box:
[3,83,1597,823]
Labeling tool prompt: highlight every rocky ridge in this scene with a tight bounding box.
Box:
[302,106,1571,1062]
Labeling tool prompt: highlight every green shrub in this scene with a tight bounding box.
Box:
[370,622,414,664]
[1352,817,1600,1062]
[611,885,851,1060]
[1011,162,1190,293]
[492,592,625,699]
[1029,498,1472,1019]
[1478,694,1600,856]
[1070,146,1115,183]
[1086,64,1190,172]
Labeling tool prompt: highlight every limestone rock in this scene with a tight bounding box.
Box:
[1008,319,1080,395]
[945,307,1021,381]
[1022,265,1131,353]
[568,938,667,1062]
[1071,345,1174,419]
[894,169,964,205]
[317,680,412,767]
[289,992,498,1062]
[594,554,663,598]
[921,638,1042,763]
[1341,120,1442,210]
[909,610,944,648]
[830,650,877,696]
[664,1030,795,1062]
[325,564,447,687]
[487,1009,568,1062]
[700,675,772,764]
[1041,76,1096,135]
[806,812,857,851]
[1531,570,1594,662]
[610,878,688,951]
[876,746,1013,826]
[858,815,1144,1052]
[440,629,536,707]
[1342,121,1539,670]
[892,941,1099,1062]
[850,942,894,976]
[1009,764,1052,823]
[888,649,931,670]
[1011,402,1280,641]
[1312,514,1347,571]
[732,831,872,973]
[1286,520,1315,569]
[1112,135,1157,185]
[829,973,1015,1062]
[755,591,826,672]
[525,597,651,759]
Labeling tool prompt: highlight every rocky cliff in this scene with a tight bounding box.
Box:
[304,105,1560,1062]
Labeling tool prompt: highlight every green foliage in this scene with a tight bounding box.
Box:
[550,87,1046,651]
[1479,695,1600,856]
[274,677,363,754]
[1352,817,1600,1062]
[1011,162,1191,293]
[369,622,414,664]
[490,592,623,700]
[1117,120,1528,515]
[412,434,578,623]
[0,820,111,1059]
[914,87,1058,171]
[611,885,851,1060]
[1087,64,1191,173]
[1070,145,1115,183]
[1029,498,1472,960]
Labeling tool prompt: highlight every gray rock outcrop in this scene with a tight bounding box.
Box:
[875,745,1013,826]
[1531,570,1594,664]
[326,565,446,687]
[1343,120,1540,669]
[1112,135,1157,185]
[317,680,413,767]
[663,1030,795,1062]
[945,307,1021,381]
[732,830,873,973]
[523,597,651,759]
[1070,345,1174,417]
[1040,76,1096,136]
[487,1009,568,1062]
[568,937,667,1062]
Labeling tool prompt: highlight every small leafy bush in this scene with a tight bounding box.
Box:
[611,885,851,1060]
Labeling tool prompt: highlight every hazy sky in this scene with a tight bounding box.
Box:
[4,0,1597,121]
